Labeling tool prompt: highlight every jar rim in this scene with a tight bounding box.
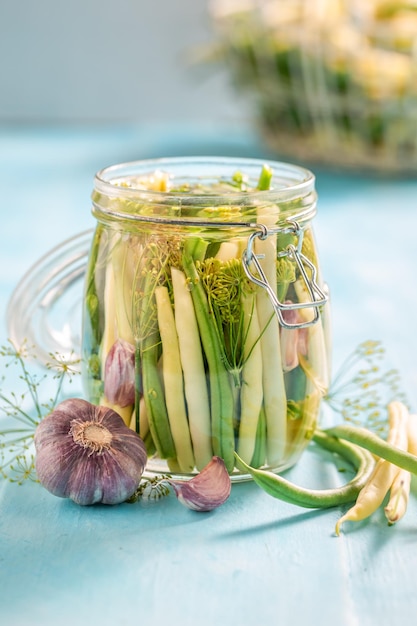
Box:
[93,156,317,224]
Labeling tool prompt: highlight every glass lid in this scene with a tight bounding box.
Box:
[6,230,92,369]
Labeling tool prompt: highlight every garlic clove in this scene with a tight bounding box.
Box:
[280,304,309,372]
[104,339,136,408]
[168,456,231,511]
[281,307,300,372]
[35,398,147,506]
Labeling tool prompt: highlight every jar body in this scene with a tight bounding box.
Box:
[82,157,330,480]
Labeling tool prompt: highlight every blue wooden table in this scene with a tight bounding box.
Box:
[1,124,417,626]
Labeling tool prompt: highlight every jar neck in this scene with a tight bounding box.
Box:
[91,156,317,227]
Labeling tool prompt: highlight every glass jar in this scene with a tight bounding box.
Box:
[82,156,330,481]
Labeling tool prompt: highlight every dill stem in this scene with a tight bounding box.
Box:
[134,344,141,435]
[16,354,44,420]
[237,291,264,464]
[0,392,39,426]
[0,449,33,471]
[327,350,362,391]
[49,371,66,411]
[0,428,35,436]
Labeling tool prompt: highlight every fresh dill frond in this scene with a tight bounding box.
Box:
[127,475,171,503]
[196,256,257,379]
[325,340,408,438]
[276,256,296,301]
[0,340,81,483]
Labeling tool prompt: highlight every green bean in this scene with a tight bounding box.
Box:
[256,163,273,190]
[249,404,267,469]
[237,290,264,465]
[141,345,176,459]
[325,423,417,475]
[171,266,213,471]
[254,211,288,466]
[234,430,375,508]
[155,285,195,472]
[182,238,235,472]
[139,272,176,460]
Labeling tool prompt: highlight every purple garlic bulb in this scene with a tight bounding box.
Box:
[34,398,147,505]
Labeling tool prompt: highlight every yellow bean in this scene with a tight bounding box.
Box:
[384,470,411,524]
[335,459,401,534]
[100,397,133,427]
[129,397,150,440]
[335,401,409,535]
[407,413,417,456]
[385,413,417,525]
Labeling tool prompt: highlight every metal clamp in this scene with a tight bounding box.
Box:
[242,221,328,329]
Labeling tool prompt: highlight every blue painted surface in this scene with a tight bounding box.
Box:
[1,125,417,626]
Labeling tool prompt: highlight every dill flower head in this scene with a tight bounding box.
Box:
[325,340,408,438]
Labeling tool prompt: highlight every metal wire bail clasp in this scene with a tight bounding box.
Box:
[242,220,328,329]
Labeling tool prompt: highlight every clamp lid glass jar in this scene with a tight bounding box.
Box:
[82,156,330,480]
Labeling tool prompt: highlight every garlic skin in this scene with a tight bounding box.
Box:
[281,305,309,372]
[169,457,231,511]
[34,398,147,505]
[104,339,136,407]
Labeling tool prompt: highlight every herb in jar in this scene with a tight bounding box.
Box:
[84,160,330,478]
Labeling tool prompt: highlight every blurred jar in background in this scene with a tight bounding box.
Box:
[210,0,417,174]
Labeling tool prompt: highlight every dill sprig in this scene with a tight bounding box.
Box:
[127,475,171,503]
[0,336,407,484]
[196,256,256,381]
[134,235,182,344]
[0,340,80,483]
[325,340,408,438]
